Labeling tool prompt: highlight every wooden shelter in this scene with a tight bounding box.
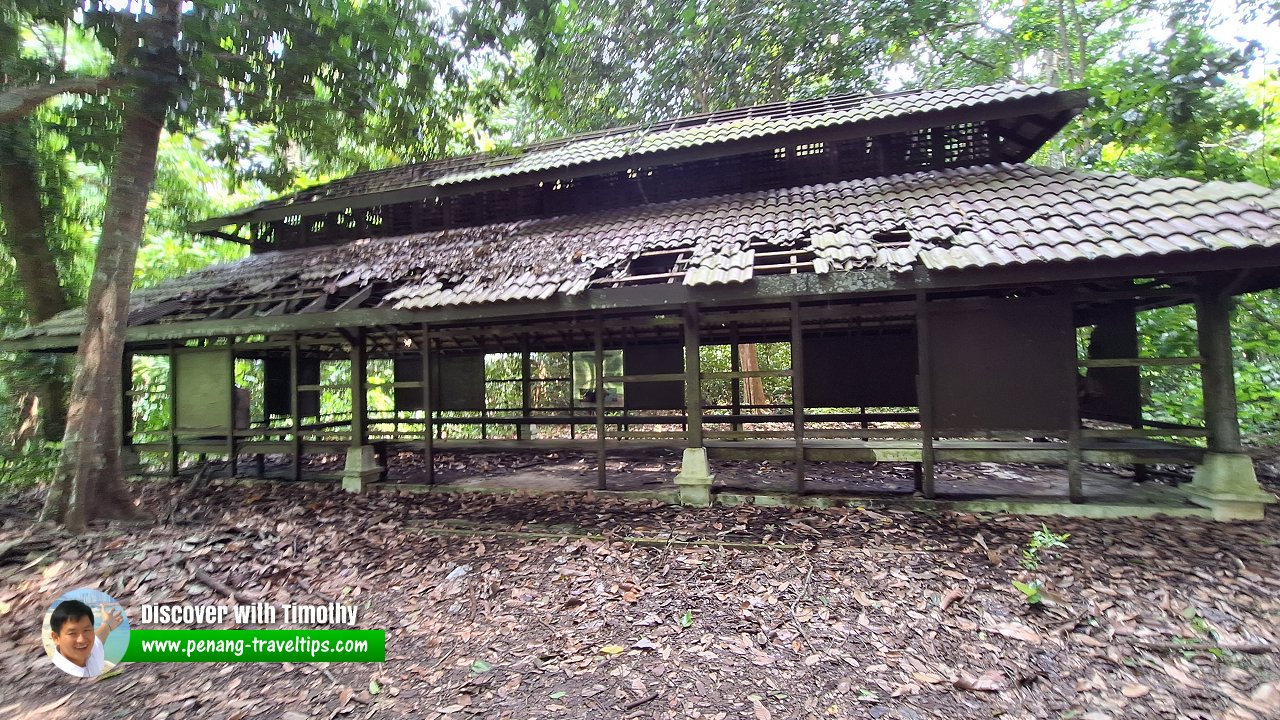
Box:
[7,83,1279,519]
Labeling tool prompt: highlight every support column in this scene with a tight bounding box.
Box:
[227,339,237,475]
[290,334,302,482]
[120,351,141,476]
[675,304,713,506]
[343,328,379,492]
[790,300,806,494]
[1087,299,1146,481]
[350,329,368,447]
[167,343,178,477]
[421,323,435,486]
[1185,286,1274,520]
[915,292,936,499]
[730,323,742,436]
[519,337,532,441]
[1066,376,1084,504]
[594,317,607,490]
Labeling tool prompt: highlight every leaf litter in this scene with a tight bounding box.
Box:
[0,478,1276,719]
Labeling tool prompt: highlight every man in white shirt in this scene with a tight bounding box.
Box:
[48,599,123,678]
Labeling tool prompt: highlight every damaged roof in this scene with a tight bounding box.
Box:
[192,83,1086,230]
[12,162,1280,347]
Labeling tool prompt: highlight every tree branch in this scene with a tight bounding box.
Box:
[921,32,1001,72]
[0,75,122,122]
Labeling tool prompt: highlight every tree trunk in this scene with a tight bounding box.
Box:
[1065,0,1087,82]
[1054,0,1074,84]
[739,344,768,407]
[0,53,72,442]
[0,128,73,441]
[41,0,180,531]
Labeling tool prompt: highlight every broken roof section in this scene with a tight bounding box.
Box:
[191,83,1087,232]
[12,163,1280,350]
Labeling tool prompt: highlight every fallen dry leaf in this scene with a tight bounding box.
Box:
[891,682,922,697]
[939,587,967,611]
[1233,681,1280,715]
[955,670,1007,692]
[1158,660,1203,690]
[1122,683,1150,698]
[990,621,1042,645]
[1071,633,1107,648]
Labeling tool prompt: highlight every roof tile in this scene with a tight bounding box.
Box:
[14,163,1280,340]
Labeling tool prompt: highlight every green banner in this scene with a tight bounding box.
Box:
[121,629,385,663]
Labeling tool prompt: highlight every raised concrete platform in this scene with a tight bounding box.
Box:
[207,463,1253,522]
[163,443,1275,522]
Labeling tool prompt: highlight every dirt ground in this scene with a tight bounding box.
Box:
[0,478,1277,720]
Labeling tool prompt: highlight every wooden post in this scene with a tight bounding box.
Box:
[421,323,435,486]
[915,292,936,499]
[350,328,368,447]
[684,305,703,448]
[121,350,133,451]
[167,343,178,477]
[594,316,607,489]
[730,322,742,435]
[1067,324,1084,503]
[520,337,532,441]
[790,300,806,493]
[1196,287,1243,453]
[290,333,302,482]
[227,339,237,475]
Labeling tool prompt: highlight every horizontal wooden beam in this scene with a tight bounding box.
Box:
[1081,428,1208,438]
[602,373,686,383]
[1079,357,1201,367]
[702,369,793,380]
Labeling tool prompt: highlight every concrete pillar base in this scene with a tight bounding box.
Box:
[1184,452,1275,521]
[342,445,383,494]
[674,448,715,507]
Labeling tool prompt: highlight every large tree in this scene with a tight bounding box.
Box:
[40,0,184,528]
[0,0,542,530]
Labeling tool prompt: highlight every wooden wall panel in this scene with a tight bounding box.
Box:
[623,343,685,409]
[264,356,320,418]
[801,331,917,408]
[928,295,1076,433]
[175,349,232,431]
[394,353,485,411]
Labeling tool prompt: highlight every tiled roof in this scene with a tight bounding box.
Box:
[429,84,1067,187]
[13,163,1280,341]
[201,83,1080,225]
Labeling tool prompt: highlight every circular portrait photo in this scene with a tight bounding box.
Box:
[42,588,130,679]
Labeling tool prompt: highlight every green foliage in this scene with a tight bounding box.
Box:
[1012,579,1044,605]
[1136,296,1280,438]
[1021,524,1070,570]
[500,0,956,138]
[0,440,59,489]
[1069,17,1264,181]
